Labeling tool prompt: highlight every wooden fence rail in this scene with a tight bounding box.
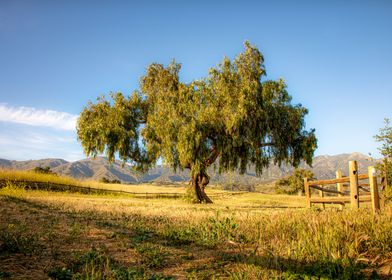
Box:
[304,161,381,213]
[0,179,247,200]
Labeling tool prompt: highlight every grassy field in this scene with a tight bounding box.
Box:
[0,169,232,195]
[0,172,391,279]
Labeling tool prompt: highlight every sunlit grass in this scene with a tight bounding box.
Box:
[0,171,391,279]
[0,168,271,196]
[0,168,81,186]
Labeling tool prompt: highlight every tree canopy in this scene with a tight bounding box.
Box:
[374,118,392,189]
[77,42,317,203]
[275,168,315,195]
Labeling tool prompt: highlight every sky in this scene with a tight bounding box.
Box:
[0,0,391,161]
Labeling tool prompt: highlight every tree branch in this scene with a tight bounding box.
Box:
[204,146,220,166]
[136,118,147,124]
[259,142,275,147]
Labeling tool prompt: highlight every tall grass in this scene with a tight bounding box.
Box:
[0,169,187,194]
[0,179,390,278]
[0,169,81,186]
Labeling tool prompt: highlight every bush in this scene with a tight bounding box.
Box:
[99,177,121,184]
[32,166,56,175]
[275,169,315,195]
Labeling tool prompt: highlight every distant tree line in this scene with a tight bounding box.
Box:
[99,177,121,184]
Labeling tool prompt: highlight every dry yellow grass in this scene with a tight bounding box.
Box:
[0,169,231,194]
[0,169,81,186]
[0,172,391,279]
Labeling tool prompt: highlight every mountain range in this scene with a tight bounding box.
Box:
[0,153,376,187]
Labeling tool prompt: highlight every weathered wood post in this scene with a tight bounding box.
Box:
[381,159,388,208]
[336,170,344,210]
[383,158,389,188]
[349,161,359,209]
[304,177,311,208]
[368,166,380,213]
[381,176,386,208]
[318,188,325,209]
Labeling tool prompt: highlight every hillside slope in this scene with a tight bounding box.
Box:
[0,153,375,185]
[52,157,141,183]
[0,158,68,170]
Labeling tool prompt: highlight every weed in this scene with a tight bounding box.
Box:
[226,264,266,280]
[0,223,43,256]
[135,243,166,268]
[68,222,83,238]
[48,248,173,280]
[47,267,73,280]
[110,267,146,280]
[112,267,174,280]
[164,227,194,246]
[131,227,155,244]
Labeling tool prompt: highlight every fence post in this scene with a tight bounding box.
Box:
[304,177,311,208]
[368,166,380,213]
[349,161,359,209]
[382,171,387,208]
[318,188,325,209]
[336,170,344,210]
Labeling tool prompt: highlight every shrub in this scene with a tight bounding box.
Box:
[32,166,56,175]
[275,169,315,195]
[99,177,121,184]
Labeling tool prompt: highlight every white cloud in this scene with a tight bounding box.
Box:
[0,103,77,131]
[0,123,85,161]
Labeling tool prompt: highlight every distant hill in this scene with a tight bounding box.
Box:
[52,157,141,183]
[0,158,68,170]
[307,152,374,179]
[0,153,376,185]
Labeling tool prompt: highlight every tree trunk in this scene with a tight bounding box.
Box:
[191,171,213,203]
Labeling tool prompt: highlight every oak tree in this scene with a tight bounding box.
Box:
[275,168,315,195]
[77,42,317,203]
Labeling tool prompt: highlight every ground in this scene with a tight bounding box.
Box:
[0,180,391,279]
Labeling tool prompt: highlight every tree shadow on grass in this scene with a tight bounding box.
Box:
[1,195,383,280]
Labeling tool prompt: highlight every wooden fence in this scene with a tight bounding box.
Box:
[0,179,246,199]
[0,179,185,198]
[304,161,381,213]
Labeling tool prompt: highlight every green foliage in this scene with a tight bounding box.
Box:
[0,223,43,255]
[48,247,172,280]
[375,118,392,159]
[374,118,392,191]
[205,216,239,243]
[100,177,121,184]
[47,267,73,280]
[33,166,56,175]
[134,243,166,268]
[163,214,240,248]
[275,169,315,195]
[77,41,317,180]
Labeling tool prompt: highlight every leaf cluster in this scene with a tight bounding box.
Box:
[374,118,392,188]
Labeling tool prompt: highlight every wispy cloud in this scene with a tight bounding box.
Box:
[0,104,77,131]
[0,123,84,161]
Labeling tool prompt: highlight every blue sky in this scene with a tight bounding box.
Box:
[0,0,391,161]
